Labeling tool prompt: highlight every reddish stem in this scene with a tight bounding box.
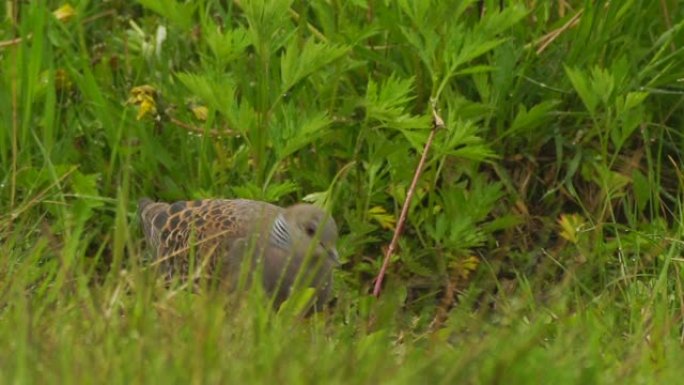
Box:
[372,108,443,297]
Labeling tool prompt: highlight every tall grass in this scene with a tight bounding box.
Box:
[1,0,684,383]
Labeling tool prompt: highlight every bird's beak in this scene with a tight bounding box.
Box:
[327,247,340,266]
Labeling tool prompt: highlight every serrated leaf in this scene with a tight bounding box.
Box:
[460,255,479,272]
[448,255,479,280]
[510,100,559,134]
[242,0,294,56]
[204,25,251,63]
[276,110,332,159]
[231,181,299,202]
[281,38,349,91]
[439,120,496,161]
[368,206,396,230]
[400,251,434,277]
[71,172,100,199]
[137,0,196,30]
[231,183,264,200]
[263,181,299,202]
[624,91,648,110]
[558,214,586,244]
[176,73,236,125]
[565,66,598,116]
[479,4,528,36]
[365,75,431,133]
[450,37,505,72]
[590,66,615,105]
[365,75,415,120]
[302,191,330,210]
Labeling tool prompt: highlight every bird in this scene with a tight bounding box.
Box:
[137,198,339,309]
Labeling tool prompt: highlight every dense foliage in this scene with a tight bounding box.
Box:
[1,1,684,383]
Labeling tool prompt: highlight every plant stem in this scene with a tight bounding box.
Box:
[373,103,444,297]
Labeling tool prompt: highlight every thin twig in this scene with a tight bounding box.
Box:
[82,9,117,25]
[658,0,676,52]
[0,35,28,49]
[372,102,445,297]
[527,8,583,55]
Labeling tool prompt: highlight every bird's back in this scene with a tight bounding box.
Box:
[138,198,281,275]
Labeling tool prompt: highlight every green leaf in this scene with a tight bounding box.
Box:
[589,66,615,105]
[71,171,101,199]
[365,75,431,133]
[281,38,349,91]
[623,91,649,110]
[631,169,650,213]
[263,181,300,202]
[401,251,435,277]
[509,100,559,135]
[367,206,396,230]
[479,4,528,36]
[231,181,298,202]
[612,92,648,149]
[137,0,196,30]
[272,107,332,160]
[302,191,330,209]
[436,118,496,162]
[449,37,506,72]
[176,73,237,127]
[242,0,294,57]
[277,287,316,317]
[565,66,599,116]
[204,25,251,64]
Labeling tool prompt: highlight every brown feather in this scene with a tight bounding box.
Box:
[138,197,339,309]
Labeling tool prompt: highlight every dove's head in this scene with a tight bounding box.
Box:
[270,204,339,265]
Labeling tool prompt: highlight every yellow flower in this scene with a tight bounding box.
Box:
[53,4,76,22]
[368,206,396,230]
[191,105,209,121]
[557,213,586,244]
[127,85,158,120]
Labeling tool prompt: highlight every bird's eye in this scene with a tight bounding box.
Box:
[305,224,316,236]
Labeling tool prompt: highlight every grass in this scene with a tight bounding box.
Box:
[2,0,684,383]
